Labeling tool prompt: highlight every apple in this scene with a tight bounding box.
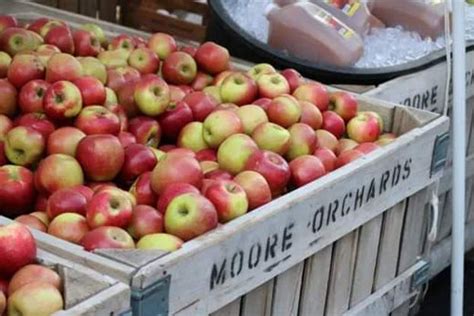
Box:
[8,264,61,296]
[106,66,140,93]
[0,142,5,166]
[120,144,157,183]
[205,180,248,222]
[7,54,45,89]
[315,129,338,153]
[136,233,183,251]
[0,15,17,32]
[73,76,106,106]
[148,32,177,60]
[39,20,67,38]
[30,211,49,226]
[376,133,396,146]
[0,278,7,296]
[251,122,290,155]
[43,80,83,120]
[117,82,140,117]
[118,131,136,148]
[335,138,359,156]
[0,291,4,316]
[128,47,160,75]
[76,134,124,181]
[158,100,193,141]
[195,41,229,75]
[347,112,381,143]
[151,152,203,195]
[322,111,345,139]
[74,106,120,135]
[313,147,337,172]
[7,281,63,315]
[102,104,128,132]
[167,148,196,158]
[293,82,329,112]
[202,85,222,103]
[220,72,258,106]
[46,53,82,83]
[355,142,380,154]
[361,111,384,131]
[162,51,197,85]
[35,154,84,195]
[0,28,36,56]
[257,72,290,98]
[73,29,101,57]
[97,48,130,69]
[156,183,199,214]
[191,71,213,91]
[0,51,11,78]
[128,116,161,148]
[134,75,170,116]
[16,113,55,141]
[177,121,209,152]
[286,123,317,161]
[28,18,51,34]
[5,126,44,166]
[48,213,89,244]
[217,133,259,175]
[0,115,12,141]
[0,165,35,216]
[289,155,326,187]
[335,149,364,168]
[81,23,107,47]
[109,34,135,51]
[253,97,272,112]
[35,44,60,67]
[183,91,217,121]
[72,184,94,202]
[213,70,233,87]
[267,94,302,128]
[196,149,217,162]
[127,205,163,239]
[247,63,276,81]
[169,85,187,102]
[329,91,358,122]
[200,160,219,175]
[44,25,74,54]
[0,222,36,278]
[34,195,48,213]
[47,127,85,157]
[18,79,49,113]
[0,79,17,116]
[129,171,157,206]
[299,100,323,130]
[205,169,233,181]
[46,188,88,218]
[235,105,269,135]
[164,193,218,240]
[14,215,46,232]
[202,110,243,148]
[81,226,135,251]
[78,57,107,84]
[245,150,290,197]
[85,190,132,229]
[281,68,305,93]
[180,45,197,57]
[233,170,272,210]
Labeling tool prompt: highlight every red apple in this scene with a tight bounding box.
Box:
[44,25,74,54]
[0,222,36,278]
[245,150,290,197]
[134,75,170,116]
[257,72,290,99]
[80,23,107,47]
[169,85,187,103]
[47,127,85,156]
[205,180,248,222]
[347,112,381,143]
[195,41,230,75]
[104,103,128,131]
[315,129,338,153]
[0,165,35,217]
[128,47,160,75]
[182,91,217,122]
[0,142,5,166]
[335,149,364,168]
[18,79,50,113]
[313,147,337,172]
[106,66,141,93]
[35,154,84,195]
[118,131,136,148]
[128,116,161,148]
[34,196,48,213]
[293,82,329,112]
[281,68,306,93]
[81,226,135,251]
[117,81,140,117]
[8,264,60,296]
[0,79,17,116]
[27,18,50,34]
[108,34,135,51]
[162,51,197,85]
[15,215,47,232]
[73,76,106,106]
[86,189,133,228]
[234,170,272,210]
[203,110,243,148]
[286,123,317,161]
[355,142,380,154]
[267,94,302,128]
[16,113,55,142]
[0,15,17,33]
[299,100,323,130]
[205,169,233,181]
[148,32,177,60]
[158,101,193,141]
[247,63,276,81]
[335,138,359,156]
[213,70,233,87]
[76,134,124,181]
[220,72,258,106]
[43,80,83,120]
[196,149,217,162]
[4,126,45,166]
[0,115,12,141]
[180,45,197,57]
[73,29,101,57]
[322,111,345,139]
[120,144,157,183]
[376,133,397,146]
[35,44,60,67]
[290,155,326,187]
[7,54,45,89]
[48,213,89,244]
[0,51,11,78]
[164,192,218,241]
[129,171,157,206]
[127,205,163,239]
[191,71,213,91]
[329,91,358,122]
[45,53,83,83]
[0,27,36,56]
[74,106,120,135]
[46,187,88,218]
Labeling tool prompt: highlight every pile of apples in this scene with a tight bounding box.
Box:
[0,14,396,253]
[0,222,64,315]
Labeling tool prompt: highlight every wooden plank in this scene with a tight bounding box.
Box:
[79,0,98,18]
[350,216,383,306]
[437,191,452,241]
[325,231,358,316]
[240,280,274,316]
[98,0,118,23]
[298,245,333,316]
[57,0,79,13]
[33,0,58,7]
[210,299,240,316]
[271,263,304,316]
[373,201,406,291]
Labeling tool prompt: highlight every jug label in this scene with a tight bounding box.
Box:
[312,6,355,39]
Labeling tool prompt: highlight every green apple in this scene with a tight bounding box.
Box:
[251,122,290,155]
[177,122,209,152]
[247,63,276,81]
[134,75,170,116]
[78,57,107,84]
[7,281,63,316]
[81,23,107,47]
[217,133,259,175]
[5,126,44,166]
[136,233,183,252]
[202,110,243,148]
[236,105,269,135]
[98,49,130,69]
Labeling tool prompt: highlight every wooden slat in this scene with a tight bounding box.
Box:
[79,0,98,18]
[298,245,333,316]
[325,231,358,315]
[98,0,118,23]
[437,191,452,241]
[210,299,241,316]
[240,280,274,316]
[350,216,383,306]
[271,263,304,316]
[57,0,79,13]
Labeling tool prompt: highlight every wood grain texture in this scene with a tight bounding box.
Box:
[271,263,304,316]
[240,280,274,316]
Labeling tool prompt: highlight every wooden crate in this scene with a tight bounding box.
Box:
[33,0,120,23]
[0,219,131,316]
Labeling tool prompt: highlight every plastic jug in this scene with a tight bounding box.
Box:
[267,2,364,67]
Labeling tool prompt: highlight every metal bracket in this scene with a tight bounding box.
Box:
[411,260,431,289]
[430,132,450,177]
[131,275,171,316]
